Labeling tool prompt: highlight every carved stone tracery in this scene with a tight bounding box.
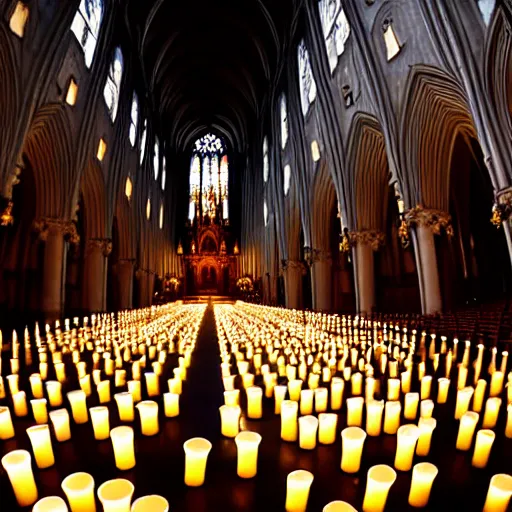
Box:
[87,238,113,257]
[404,205,453,236]
[349,230,386,251]
[33,217,80,244]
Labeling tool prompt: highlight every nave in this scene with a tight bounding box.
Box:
[0,302,511,511]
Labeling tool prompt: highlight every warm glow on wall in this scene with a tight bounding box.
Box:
[10,2,29,38]
[66,79,78,106]
[97,138,107,162]
[125,177,132,200]
[146,199,151,220]
[311,140,321,162]
[159,203,164,229]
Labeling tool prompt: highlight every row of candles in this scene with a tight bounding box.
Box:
[211,302,512,511]
[0,303,208,510]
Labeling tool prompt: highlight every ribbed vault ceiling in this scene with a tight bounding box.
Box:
[125,0,297,154]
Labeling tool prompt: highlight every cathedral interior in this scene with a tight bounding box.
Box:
[0,0,511,510]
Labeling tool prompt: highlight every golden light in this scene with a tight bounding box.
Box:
[66,78,78,106]
[97,138,107,162]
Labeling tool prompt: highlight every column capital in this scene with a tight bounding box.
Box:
[87,238,113,257]
[404,205,453,237]
[33,217,80,244]
[281,259,306,275]
[349,230,386,251]
[310,249,332,265]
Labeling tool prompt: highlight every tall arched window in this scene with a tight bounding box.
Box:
[154,138,160,180]
[189,133,229,222]
[103,47,123,121]
[298,40,317,116]
[129,93,138,146]
[71,0,104,68]
[159,203,164,229]
[283,165,291,196]
[319,0,350,73]
[140,120,147,164]
[280,95,288,149]
[478,0,496,25]
[263,137,269,183]
[264,200,269,226]
[161,157,166,190]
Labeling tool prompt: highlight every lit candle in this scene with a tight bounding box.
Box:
[30,373,44,399]
[145,372,159,397]
[394,425,420,471]
[136,400,159,436]
[164,392,180,418]
[299,415,319,450]
[97,478,134,512]
[404,392,419,420]
[401,370,412,394]
[366,400,384,436]
[318,413,338,445]
[61,472,96,512]
[7,374,19,395]
[285,470,314,512]
[314,387,328,413]
[457,365,468,390]
[420,376,432,400]
[235,431,262,478]
[281,400,299,442]
[13,391,28,417]
[456,411,479,451]
[416,417,436,456]
[472,429,495,468]
[90,406,110,441]
[506,403,512,439]
[331,377,344,410]
[482,473,512,512]
[1,450,38,507]
[31,398,48,424]
[387,379,400,401]
[183,437,212,487]
[115,392,135,422]
[27,424,55,469]
[362,464,396,512]
[33,496,69,512]
[383,401,401,435]
[242,373,255,389]
[128,380,142,403]
[346,397,365,427]
[323,502,357,512]
[223,375,236,391]
[455,387,474,420]
[275,385,288,414]
[110,426,136,470]
[0,406,15,439]
[482,397,501,429]
[408,462,438,508]
[436,378,450,404]
[308,373,320,390]
[420,399,434,419]
[351,372,363,395]
[472,379,487,413]
[490,371,504,397]
[288,379,303,401]
[67,390,89,424]
[247,386,263,419]
[219,405,241,438]
[131,495,169,512]
[340,426,366,473]
[224,389,240,406]
[300,389,314,415]
[79,375,92,397]
[97,381,111,404]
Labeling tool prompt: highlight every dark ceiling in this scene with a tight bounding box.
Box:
[124,0,299,155]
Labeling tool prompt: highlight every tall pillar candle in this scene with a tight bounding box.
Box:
[331,377,344,410]
[30,374,44,399]
[416,418,436,456]
[90,406,110,441]
[49,409,71,442]
[0,406,15,439]
[67,390,88,424]
[235,431,262,478]
[97,381,111,404]
[31,398,48,424]
[456,411,479,451]
[300,389,314,415]
[490,371,504,397]
[362,464,396,512]
[61,472,96,512]
[314,387,328,413]
[387,379,400,401]
[408,462,438,508]
[472,429,495,468]
[247,386,263,419]
[340,427,366,473]
[351,372,363,396]
[404,393,419,421]
[285,470,314,512]
[436,378,450,404]
[115,392,135,422]
[506,403,512,439]
[183,437,212,487]
[13,391,28,417]
[383,401,401,435]
[274,385,287,414]
[281,400,298,442]
[27,424,55,468]
[164,392,180,418]
[394,425,420,471]
[455,387,474,420]
[145,372,159,397]
[420,376,432,400]
[219,405,241,438]
[346,397,364,427]
[1,450,38,507]
[110,426,136,470]
[473,379,487,413]
[318,413,338,444]
[136,401,159,436]
[482,474,512,512]
[366,400,384,437]
[299,415,319,450]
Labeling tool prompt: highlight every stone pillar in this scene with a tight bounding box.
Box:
[83,239,111,313]
[311,250,333,311]
[117,259,134,310]
[351,230,385,316]
[148,272,156,305]
[282,260,304,310]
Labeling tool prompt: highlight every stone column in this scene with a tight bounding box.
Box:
[351,230,385,316]
[116,259,134,310]
[311,250,333,311]
[406,206,452,315]
[136,269,149,308]
[83,239,111,313]
[282,260,304,310]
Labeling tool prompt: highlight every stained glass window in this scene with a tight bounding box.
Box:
[284,165,291,196]
[161,157,166,190]
[298,40,317,116]
[154,138,160,180]
[146,198,151,220]
[159,203,164,229]
[319,0,350,73]
[264,200,268,226]
[263,137,269,183]
[280,95,288,149]
[383,20,401,61]
[71,0,104,68]
[103,47,123,121]
[129,94,138,146]
[140,120,147,164]
[189,133,229,222]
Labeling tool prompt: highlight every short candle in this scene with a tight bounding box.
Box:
[362,464,397,512]
[330,377,344,410]
[346,397,364,427]
[136,400,159,436]
[366,400,384,437]
[97,478,134,512]
[145,372,159,397]
[219,405,241,438]
[247,386,263,419]
[285,470,314,512]
[436,378,450,404]
[33,496,69,512]
[482,473,512,512]
[235,431,262,478]
[131,495,169,512]
[61,472,96,512]
[299,415,319,450]
[274,385,288,414]
[110,426,136,470]
[27,424,55,469]
[455,387,474,420]
[183,437,212,487]
[281,400,299,442]
[115,392,135,422]
[482,397,501,429]
[314,387,328,413]
[288,379,303,401]
[472,429,495,468]
[1,450,38,507]
[300,389,314,415]
[456,411,479,451]
[318,413,338,444]
[164,392,180,417]
[0,406,15,439]
[13,391,28,417]
[416,417,436,456]
[323,502,358,512]
[67,390,89,424]
[408,462,438,508]
[224,389,240,406]
[340,426,366,473]
[404,392,419,420]
[394,424,420,471]
[90,406,110,441]
[31,398,48,424]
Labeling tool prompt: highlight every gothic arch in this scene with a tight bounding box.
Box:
[400,65,477,210]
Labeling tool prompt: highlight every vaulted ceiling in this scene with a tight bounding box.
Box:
[124,0,299,155]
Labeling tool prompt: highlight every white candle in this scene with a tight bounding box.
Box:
[394,425,420,471]
[247,386,263,419]
[387,379,400,401]
[242,373,255,389]
[31,398,48,424]
[490,371,504,397]
[288,379,303,401]
[506,403,512,439]
[318,413,338,445]
[164,392,180,418]
[383,401,401,435]
[67,390,88,424]
[145,372,159,397]
[285,470,314,512]
[472,429,495,468]
[115,392,135,422]
[90,406,110,441]
[351,372,363,395]
[1,450,38,507]
[110,426,136,470]
[33,496,69,512]
[482,473,512,512]
[456,411,479,451]
[136,400,159,436]
[300,389,314,415]
[346,397,365,427]
[13,391,28,417]
[416,418,436,456]
[323,502,357,512]
[404,392,419,420]
[331,377,344,410]
[235,431,262,478]
[183,437,212,487]
[420,376,432,400]
[131,495,169,512]
[46,380,63,406]
[315,387,328,413]
[473,379,487,413]
[30,374,44,399]
[362,464,397,512]
[340,426,366,473]
[436,378,450,404]
[97,478,134,512]
[366,400,384,437]
[274,385,287,414]
[128,380,142,402]
[224,389,240,406]
[97,381,111,404]
[408,462,438,508]
[219,405,241,438]
[281,400,299,442]
[455,387,474,420]
[482,397,501,429]
[299,415,319,450]
[0,406,15,439]
[61,472,96,512]
[27,424,55,469]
